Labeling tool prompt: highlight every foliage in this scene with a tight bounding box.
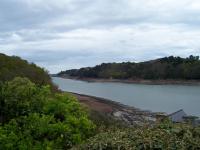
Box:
[0,77,49,123]
[58,55,200,80]
[0,53,54,87]
[0,77,95,149]
[1,53,200,149]
[74,120,200,150]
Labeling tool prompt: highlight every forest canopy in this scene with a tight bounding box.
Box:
[0,53,52,86]
[58,55,200,80]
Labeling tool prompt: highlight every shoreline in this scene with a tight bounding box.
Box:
[68,92,165,125]
[55,75,200,85]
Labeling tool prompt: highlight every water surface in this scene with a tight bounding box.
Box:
[53,77,200,116]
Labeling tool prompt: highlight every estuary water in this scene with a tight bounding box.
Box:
[52,77,200,116]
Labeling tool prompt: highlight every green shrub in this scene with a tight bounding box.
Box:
[75,121,200,150]
[0,77,95,149]
[0,77,50,123]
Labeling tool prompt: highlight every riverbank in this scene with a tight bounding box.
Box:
[69,92,164,125]
[56,75,200,85]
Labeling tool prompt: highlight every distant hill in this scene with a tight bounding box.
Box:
[58,55,200,80]
[0,53,53,86]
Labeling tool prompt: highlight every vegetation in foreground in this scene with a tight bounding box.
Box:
[74,120,200,150]
[0,53,200,149]
[0,78,199,149]
[0,77,95,149]
[58,55,200,80]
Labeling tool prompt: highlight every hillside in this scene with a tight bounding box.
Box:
[0,53,53,86]
[0,53,199,149]
[0,53,95,149]
[58,55,200,80]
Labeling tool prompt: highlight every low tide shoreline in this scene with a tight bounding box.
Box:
[55,75,200,85]
[69,92,164,125]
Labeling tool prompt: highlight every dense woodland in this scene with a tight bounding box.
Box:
[58,55,200,80]
[0,53,53,86]
[0,53,200,149]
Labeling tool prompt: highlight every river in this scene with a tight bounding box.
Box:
[52,77,200,116]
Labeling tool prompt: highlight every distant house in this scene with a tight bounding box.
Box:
[168,109,200,126]
[168,109,187,123]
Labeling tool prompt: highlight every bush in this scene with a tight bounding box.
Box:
[75,120,200,150]
[0,77,95,149]
[0,77,50,123]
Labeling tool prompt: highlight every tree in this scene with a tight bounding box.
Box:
[0,53,55,90]
[0,78,95,149]
[58,55,200,80]
[0,77,49,123]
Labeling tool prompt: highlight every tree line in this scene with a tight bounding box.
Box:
[58,55,200,80]
[0,53,53,86]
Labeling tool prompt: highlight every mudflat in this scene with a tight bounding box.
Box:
[70,92,162,125]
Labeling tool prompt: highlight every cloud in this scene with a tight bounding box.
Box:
[0,0,200,73]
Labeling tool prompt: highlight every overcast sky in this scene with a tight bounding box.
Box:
[0,0,200,73]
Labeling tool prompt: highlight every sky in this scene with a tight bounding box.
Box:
[0,0,200,73]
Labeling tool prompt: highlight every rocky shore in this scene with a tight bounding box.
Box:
[70,92,165,126]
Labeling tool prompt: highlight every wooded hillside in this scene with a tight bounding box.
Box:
[58,55,200,80]
[0,53,52,86]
